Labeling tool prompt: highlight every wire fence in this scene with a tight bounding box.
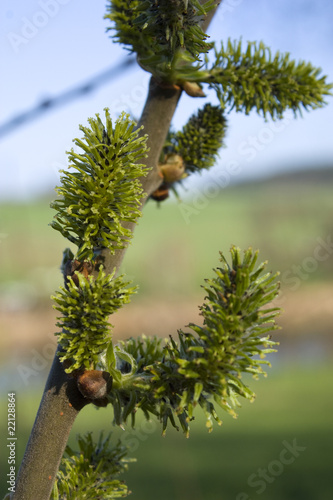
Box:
[0,56,136,139]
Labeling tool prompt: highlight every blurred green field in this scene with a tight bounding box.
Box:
[1,365,332,499]
[1,169,333,302]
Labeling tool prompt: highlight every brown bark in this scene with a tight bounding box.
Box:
[12,348,89,500]
[101,77,182,275]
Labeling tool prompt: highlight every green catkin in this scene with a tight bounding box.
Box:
[105,0,215,74]
[53,432,134,499]
[206,39,333,119]
[100,247,280,435]
[50,109,149,261]
[53,267,136,373]
[163,104,227,173]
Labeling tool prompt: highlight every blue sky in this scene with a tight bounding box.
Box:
[1,0,332,199]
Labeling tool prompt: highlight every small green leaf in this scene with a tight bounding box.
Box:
[106,342,116,370]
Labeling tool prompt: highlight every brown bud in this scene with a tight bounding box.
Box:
[64,260,94,288]
[77,370,112,400]
[150,183,169,202]
[160,154,185,183]
[181,81,206,98]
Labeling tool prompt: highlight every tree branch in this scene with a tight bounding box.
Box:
[101,78,182,276]
[12,348,89,500]
[13,4,220,498]
[12,75,183,500]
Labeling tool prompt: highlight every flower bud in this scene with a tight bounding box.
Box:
[160,154,185,183]
[77,370,112,400]
[64,260,93,288]
[181,81,206,98]
[150,183,169,202]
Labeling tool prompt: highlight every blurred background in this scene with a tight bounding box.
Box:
[0,1,332,499]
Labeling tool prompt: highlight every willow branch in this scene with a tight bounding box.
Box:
[101,0,221,275]
[101,78,182,275]
[13,4,220,499]
[12,348,89,500]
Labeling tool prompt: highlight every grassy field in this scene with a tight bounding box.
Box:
[0,169,332,498]
[0,364,332,499]
[1,169,333,303]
